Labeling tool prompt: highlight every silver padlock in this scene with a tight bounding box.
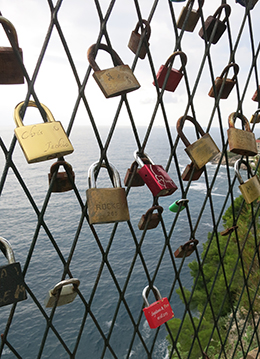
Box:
[44,278,80,308]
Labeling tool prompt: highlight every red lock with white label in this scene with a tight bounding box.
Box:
[142,285,174,329]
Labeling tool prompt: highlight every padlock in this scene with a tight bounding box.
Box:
[208,63,239,99]
[152,51,187,92]
[227,112,258,156]
[138,205,163,230]
[234,159,260,204]
[134,151,178,197]
[236,0,258,10]
[252,86,260,102]
[142,285,174,329]
[177,115,220,170]
[48,161,75,192]
[44,278,80,308]
[181,162,204,181]
[220,225,238,236]
[174,239,199,258]
[124,161,145,187]
[86,161,130,224]
[14,101,74,164]
[177,0,204,32]
[169,199,189,213]
[0,16,24,84]
[250,109,260,124]
[198,4,231,44]
[0,237,27,307]
[87,43,140,98]
[128,19,151,59]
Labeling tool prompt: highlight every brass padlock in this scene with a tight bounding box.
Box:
[208,63,239,99]
[177,0,204,32]
[128,19,151,59]
[250,109,260,124]
[86,161,130,224]
[174,239,199,258]
[177,115,220,170]
[87,43,140,98]
[0,16,24,84]
[124,161,145,187]
[138,205,163,230]
[48,161,75,192]
[235,159,260,204]
[227,112,258,156]
[14,101,74,163]
[44,278,80,308]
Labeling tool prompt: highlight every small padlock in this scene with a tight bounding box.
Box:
[252,86,260,102]
[169,199,189,213]
[86,161,130,224]
[44,278,80,308]
[174,239,199,258]
[198,4,231,44]
[48,161,75,192]
[0,237,27,307]
[87,43,140,98]
[134,151,178,197]
[177,0,204,32]
[138,205,164,230]
[0,16,24,84]
[234,159,260,204]
[227,112,258,156]
[250,109,260,124]
[142,285,174,329]
[128,19,151,59]
[14,101,74,164]
[220,225,238,236]
[177,115,220,170]
[208,63,239,99]
[236,0,258,10]
[124,161,145,187]
[181,162,204,181]
[152,51,187,92]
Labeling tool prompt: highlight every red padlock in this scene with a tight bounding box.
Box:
[134,151,178,197]
[142,285,174,329]
[174,239,199,258]
[152,51,187,92]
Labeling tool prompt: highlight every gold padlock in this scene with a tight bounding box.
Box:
[177,0,204,32]
[87,43,140,98]
[177,115,220,170]
[44,278,80,308]
[86,161,130,224]
[235,159,260,204]
[227,112,257,156]
[250,109,260,124]
[14,101,74,163]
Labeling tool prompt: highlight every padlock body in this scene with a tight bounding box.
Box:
[153,65,183,92]
[239,176,260,204]
[177,8,200,32]
[124,167,145,187]
[0,262,27,307]
[185,133,220,170]
[250,113,260,124]
[14,121,74,163]
[208,77,236,99]
[199,17,226,44]
[174,244,195,258]
[143,297,174,329]
[86,187,130,224]
[48,171,75,192]
[128,32,149,59]
[138,213,160,230]
[93,64,140,98]
[0,47,24,84]
[138,164,178,197]
[227,128,257,156]
[252,86,260,102]
[181,162,204,181]
[44,284,78,308]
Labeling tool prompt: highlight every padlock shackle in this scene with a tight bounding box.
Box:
[213,4,231,23]
[164,51,187,73]
[185,0,204,12]
[234,159,254,185]
[88,161,122,189]
[143,205,164,219]
[50,161,73,177]
[134,150,155,168]
[182,238,199,250]
[228,112,251,132]
[176,199,189,206]
[87,43,124,73]
[0,16,19,48]
[14,100,55,128]
[219,63,239,81]
[51,278,80,296]
[176,115,206,148]
[133,19,151,40]
[142,285,162,308]
[0,237,15,264]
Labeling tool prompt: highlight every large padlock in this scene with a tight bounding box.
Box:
[208,63,239,99]
[227,112,258,156]
[181,161,204,181]
[252,86,260,102]
[44,278,80,308]
[0,237,27,307]
[134,151,178,197]
[152,51,187,92]
[174,239,199,258]
[169,199,189,213]
[14,101,74,164]
[138,205,163,230]
[128,19,151,59]
[236,0,258,10]
[177,115,220,170]
[0,16,24,84]
[177,0,204,33]
[87,43,140,98]
[250,109,260,124]
[234,159,260,204]
[86,161,130,224]
[48,161,75,192]
[124,161,146,187]
[142,285,174,329]
[198,4,231,44]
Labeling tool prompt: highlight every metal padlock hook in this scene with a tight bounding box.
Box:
[88,161,122,189]
[14,100,55,128]
[0,16,19,48]
[213,4,231,23]
[133,19,151,39]
[182,238,199,250]
[0,237,15,264]
[176,115,206,148]
[87,43,124,73]
[50,161,73,177]
[164,51,187,73]
[228,112,251,131]
[51,278,80,296]
[143,205,164,219]
[142,285,162,308]
[234,159,254,185]
[134,150,155,168]
[219,63,239,81]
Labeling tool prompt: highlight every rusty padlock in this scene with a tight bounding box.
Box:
[138,205,163,230]
[181,162,204,181]
[153,51,187,92]
[250,109,260,124]
[87,43,140,98]
[124,161,145,187]
[252,86,260,102]
[48,161,75,192]
[128,19,151,59]
[174,239,199,258]
[208,63,239,99]
[235,159,260,204]
[227,112,257,156]
[177,115,220,170]
[236,0,258,10]
[177,0,204,32]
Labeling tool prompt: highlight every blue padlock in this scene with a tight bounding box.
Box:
[169,199,189,213]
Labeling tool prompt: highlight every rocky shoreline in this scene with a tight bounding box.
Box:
[211,151,258,168]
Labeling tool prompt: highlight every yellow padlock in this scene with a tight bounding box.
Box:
[235,159,260,204]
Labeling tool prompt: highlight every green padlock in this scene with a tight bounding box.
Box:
[169,199,189,213]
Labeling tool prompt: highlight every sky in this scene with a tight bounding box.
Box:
[0,0,259,129]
